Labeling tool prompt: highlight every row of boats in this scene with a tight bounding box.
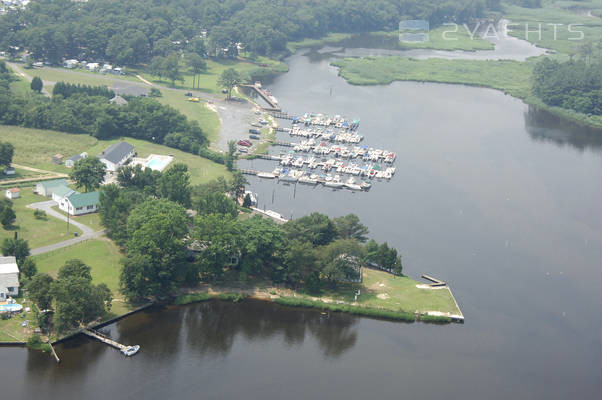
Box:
[288,140,396,163]
[279,155,396,178]
[257,168,373,191]
[291,113,360,129]
[286,127,364,143]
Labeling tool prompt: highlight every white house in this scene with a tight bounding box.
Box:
[65,152,88,168]
[0,256,19,300]
[58,191,100,216]
[3,166,15,175]
[5,188,19,199]
[35,178,69,197]
[98,141,134,172]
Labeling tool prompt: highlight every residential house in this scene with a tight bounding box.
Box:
[5,188,19,199]
[35,178,69,196]
[65,152,88,168]
[0,256,19,300]
[51,184,76,203]
[98,141,134,172]
[58,191,100,216]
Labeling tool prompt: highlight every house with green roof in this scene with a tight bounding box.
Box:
[58,191,100,216]
[35,178,69,197]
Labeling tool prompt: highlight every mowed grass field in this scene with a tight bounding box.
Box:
[311,268,461,315]
[0,125,231,185]
[0,189,82,249]
[33,238,133,316]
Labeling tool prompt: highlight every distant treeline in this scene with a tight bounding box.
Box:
[0,0,501,63]
[533,58,601,116]
[0,66,210,155]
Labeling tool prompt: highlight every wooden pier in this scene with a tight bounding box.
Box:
[269,111,293,120]
[273,140,294,147]
[240,169,259,176]
[82,329,131,352]
[242,84,281,111]
[421,274,447,287]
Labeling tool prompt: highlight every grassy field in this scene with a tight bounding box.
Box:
[333,56,534,97]
[0,125,231,185]
[0,299,34,342]
[0,167,40,182]
[51,206,103,232]
[0,189,82,249]
[311,268,460,315]
[136,56,288,95]
[503,1,602,55]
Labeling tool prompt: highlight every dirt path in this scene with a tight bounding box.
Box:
[0,163,68,185]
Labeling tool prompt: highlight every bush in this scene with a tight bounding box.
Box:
[198,147,225,164]
[33,209,47,220]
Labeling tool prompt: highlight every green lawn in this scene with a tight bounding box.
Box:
[310,268,461,315]
[0,299,35,342]
[0,167,41,182]
[51,206,103,232]
[0,189,82,249]
[0,125,231,185]
[34,239,122,294]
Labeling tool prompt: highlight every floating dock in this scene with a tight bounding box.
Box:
[242,84,281,111]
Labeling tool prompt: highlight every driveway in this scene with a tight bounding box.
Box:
[27,200,104,255]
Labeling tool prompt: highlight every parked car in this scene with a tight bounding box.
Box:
[238,147,248,153]
[249,134,260,140]
[249,128,261,135]
[237,140,252,147]
[185,92,192,96]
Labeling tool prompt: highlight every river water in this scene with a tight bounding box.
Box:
[2,38,602,399]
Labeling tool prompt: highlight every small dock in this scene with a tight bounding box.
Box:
[421,274,447,287]
[269,111,293,120]
[242,84,281,111]
[81,329,133,353]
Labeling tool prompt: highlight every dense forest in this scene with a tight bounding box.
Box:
[0,62,209,153]
[0,0,500,64]
[533,58,601,116]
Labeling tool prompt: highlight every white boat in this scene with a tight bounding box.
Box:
[121,345,140,357]
[345,183,363,191]
[299,176,318,185]
[257,172,276,179]
[325,181,344,188]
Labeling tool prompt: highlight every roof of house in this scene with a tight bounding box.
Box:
[67,154,84,163]
[38,178,68,189]
[7,188,19,193]
[0,256,19,274]
[99,141,134,164]
[52,185,77,198]
[67,191,100,208]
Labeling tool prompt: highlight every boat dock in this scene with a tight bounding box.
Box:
[421,274,447,287]
[242,84,281,111]
[81,329,136,353]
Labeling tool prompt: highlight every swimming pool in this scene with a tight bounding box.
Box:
[0,303,23,313]
[147,158,169,169]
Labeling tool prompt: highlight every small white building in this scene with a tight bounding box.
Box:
[98,141,134,172]
[65,152,88,168]
[5,187,19,199]
[58,191,100,216]
[3,166,15,175]
[0,256,19,300]
[51,184,76,204]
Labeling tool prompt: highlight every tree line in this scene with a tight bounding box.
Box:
[533,57,601,116]
[98,167,403,302]
[0,66,210,155]
[0,0,500,63]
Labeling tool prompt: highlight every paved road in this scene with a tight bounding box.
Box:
[27,200,104,255]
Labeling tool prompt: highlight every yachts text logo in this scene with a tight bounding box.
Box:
[399,20,429,43]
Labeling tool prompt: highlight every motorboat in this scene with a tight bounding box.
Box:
[121,345,140,357]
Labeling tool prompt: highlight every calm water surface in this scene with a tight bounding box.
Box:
[2,45,602,399]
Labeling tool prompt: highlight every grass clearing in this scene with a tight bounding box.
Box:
[0,299,35,342]
[51,206,103,232]
[0,125,231,185]
[0,189,82,249]
[34,238,122,293]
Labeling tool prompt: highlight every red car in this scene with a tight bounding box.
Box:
[237,140,252,147]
